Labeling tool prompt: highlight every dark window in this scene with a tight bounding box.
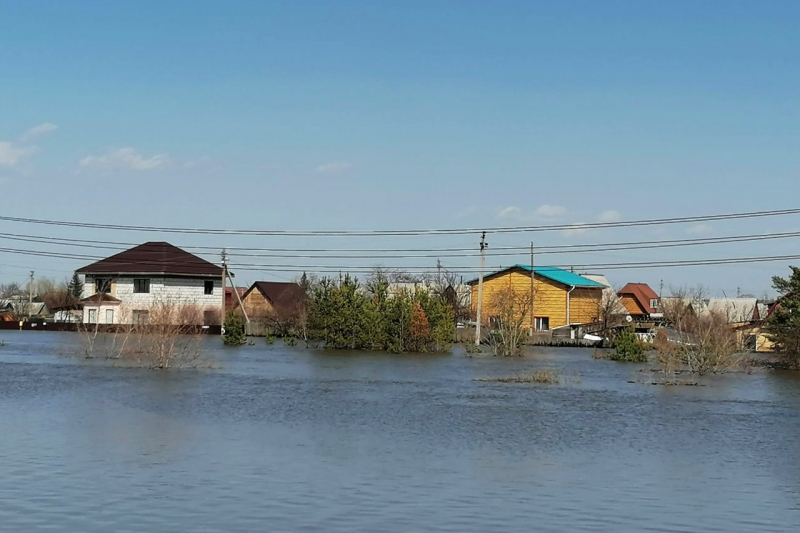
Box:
[132,310,149,325]
[133,279,150,294]
[95,278,112,293]
[204,280,214,295]
[650,299,659,309]
[535,317,550,331]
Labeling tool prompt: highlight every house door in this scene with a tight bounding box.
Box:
[106,309,114,324]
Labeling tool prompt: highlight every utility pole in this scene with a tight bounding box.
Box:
[475,231,487,346]
[529,243,535,336]
[220,249,228,331]
[28,271,34,319]
[437,258,442,287]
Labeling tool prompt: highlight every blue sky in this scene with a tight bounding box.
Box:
[1,0,799,294]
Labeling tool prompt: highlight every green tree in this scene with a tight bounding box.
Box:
[766,266,800,369]
[68,272,84,300]
[223,312,247,346]
[610,327,648,362]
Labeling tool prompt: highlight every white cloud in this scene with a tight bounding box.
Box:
[563,223,592,237]
[686,223,713,235]
[315,161,353,174]
[80,147,169,172]
[0,142,36,168]
[497,204,568,222]
[597,210,622,222]
[20,122,58,142]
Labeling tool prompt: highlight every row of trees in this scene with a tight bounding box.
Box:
[306,274,455,353]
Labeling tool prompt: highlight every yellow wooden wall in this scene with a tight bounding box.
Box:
[619,295,644,316]
[469,269,602,329]
[242,290,275,319]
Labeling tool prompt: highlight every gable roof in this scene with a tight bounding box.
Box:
[618,283,660,314]
[81,293,121,303]
[467,265,605,288]
[243,281,308,315]
[76,242,222,277]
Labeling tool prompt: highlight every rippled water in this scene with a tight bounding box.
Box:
[1,331,799,532]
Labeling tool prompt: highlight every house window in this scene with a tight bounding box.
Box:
[650,299,659,309]
[204,280,214,295]
[95,278,112,293]
[133,278,150,293]
[105,309,114,323]
[535,317,550,331]
[87,309,97,323]
[132,310,149,325]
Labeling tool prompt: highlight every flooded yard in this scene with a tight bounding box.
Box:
[1,331,799,532]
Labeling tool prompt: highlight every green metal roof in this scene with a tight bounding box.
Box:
[469,265,606,288]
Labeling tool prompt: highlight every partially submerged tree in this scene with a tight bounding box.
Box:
[765,266,800,369]
[223,312,247,346]
[609,327,647,362]
[487,286,529,357]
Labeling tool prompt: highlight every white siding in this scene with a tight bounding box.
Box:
[83,275,222,324]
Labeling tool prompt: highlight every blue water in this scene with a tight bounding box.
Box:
[1,331,799,532]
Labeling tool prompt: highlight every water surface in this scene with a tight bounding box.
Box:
[1,331,799,532]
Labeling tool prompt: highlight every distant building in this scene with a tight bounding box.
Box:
[467,265,606,331]
[241,281,308,322]
[76,242,224,325]
[617,283,662,321]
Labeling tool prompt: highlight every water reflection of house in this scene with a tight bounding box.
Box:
[467,265,605,332]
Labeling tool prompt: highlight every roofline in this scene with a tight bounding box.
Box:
[466,265,605,288]
[77,271,223,278]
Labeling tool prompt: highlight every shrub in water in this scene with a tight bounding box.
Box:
[223,313,247,346]
[610,327,648,362]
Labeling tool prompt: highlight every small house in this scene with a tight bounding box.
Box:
[617,283,662,321]
[76,242,224,325]
[467,265,606,331]
[241,281,308,323]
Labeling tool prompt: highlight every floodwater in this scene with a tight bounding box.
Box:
[1,331,799,532]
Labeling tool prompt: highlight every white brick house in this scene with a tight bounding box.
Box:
[76,242,224,325]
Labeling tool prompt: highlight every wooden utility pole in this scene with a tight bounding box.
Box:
[220,249,228,331]
[475,231,487,346]
[28,271,34,319]
[529,243,535,336]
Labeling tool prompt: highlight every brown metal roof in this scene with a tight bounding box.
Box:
[80,293,121,303]
[618,283,660,314]
[76,242,223,277]
[244,281,308,316]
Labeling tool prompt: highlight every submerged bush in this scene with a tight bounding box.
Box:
[223,313,247,346]
[609,328,648,363]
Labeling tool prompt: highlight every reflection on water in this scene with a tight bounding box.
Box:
[1,331,799,532]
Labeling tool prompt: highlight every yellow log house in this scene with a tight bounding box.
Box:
[467,265,606,331]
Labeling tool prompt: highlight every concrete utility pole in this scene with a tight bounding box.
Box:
[28,271,34,319]
[220,249,228,330]
[529,243,535,336]
[475,231,488,346]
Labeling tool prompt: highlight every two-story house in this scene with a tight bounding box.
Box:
[76,242,224,325]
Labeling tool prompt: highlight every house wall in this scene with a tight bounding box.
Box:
[242,290,275,319]
[469,269,602,329]
[83,275,222,324]
[82,304,120,324]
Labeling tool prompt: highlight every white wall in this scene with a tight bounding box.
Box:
[83,275,222,324]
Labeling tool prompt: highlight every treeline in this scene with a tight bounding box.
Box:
[306,274,455,353]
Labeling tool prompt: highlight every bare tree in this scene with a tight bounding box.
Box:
[487,286,529,356]
[81,297,208,369]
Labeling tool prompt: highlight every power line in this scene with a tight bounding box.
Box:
[1,229,800,259]
[1,244,799,274]
[1,207,799,236]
